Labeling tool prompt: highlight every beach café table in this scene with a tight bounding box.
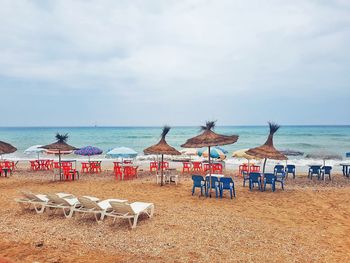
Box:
[340,163,350,177]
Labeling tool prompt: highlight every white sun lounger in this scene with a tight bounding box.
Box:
[105,201,154,229]
[15,191,49,213]
[72,197,127,222]
[43,193,82,218]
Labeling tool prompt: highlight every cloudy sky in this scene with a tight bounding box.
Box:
[0,0,349,126]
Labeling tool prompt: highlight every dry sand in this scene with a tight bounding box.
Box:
[0,167,350,262]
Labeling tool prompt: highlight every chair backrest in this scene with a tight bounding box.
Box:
[286,165,295,172]
[274,165,284,172]
[78,196,101,210]
[21,190,43,202]
[46,193,69,205]
[310,166,321,173]
[206,176,219,188]
[323,166,332,173]
[192,162,202,168]
[249,172,261,182]
[220,177,233,189]
[264,173,276,183]
[109,201,134,216]
[192,175,204,187]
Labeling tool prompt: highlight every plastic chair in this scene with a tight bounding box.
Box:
[263,173,276,192]
[249,172,262,191]
[205,176,220,198]
[90,162,102,173]
[308,166,321,180]
[114,165,122,180]
[191,175,206,196]
[29,161,39,171]
[274,165,285,177]
[149,161,158,172]
[249,165,260,173]
[182,162,191,173]
[212,163,223,174]
[321,166,332,181]
[239,164,249,176]
[81,162,90,173]
[242,171,250,187]
[192,162,202,172]
[275,172,286,190]
[160,162,169,170]
[285,165,296,179]
[219,177,236,199]
[203,163,211,173]
[123,166,137,180]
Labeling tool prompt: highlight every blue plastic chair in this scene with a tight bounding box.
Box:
[285,165,296,179]
[219,177,236,199]
[205,176,220,198]
[191,175,206,196]
[321,166,332,181]
[242,171,250,187]
[263,173,276,192]
[308,166,321,180]
[275,172,286,190]
[274,165,285,177]
[249,172,262,191]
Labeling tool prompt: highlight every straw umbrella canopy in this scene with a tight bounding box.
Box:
[181,121,239,196]
[144,126,181,186]
[41,133,78,179]
[246,122,287,173]
[0,141,17,157]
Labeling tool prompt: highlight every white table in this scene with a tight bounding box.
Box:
[205,173,225,178]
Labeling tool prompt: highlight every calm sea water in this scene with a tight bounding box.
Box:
[1,126,350,161]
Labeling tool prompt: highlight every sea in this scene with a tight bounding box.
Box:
[1,126,349,167]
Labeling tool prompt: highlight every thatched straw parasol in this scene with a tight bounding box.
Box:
[41,133,78,180]
[144,126,180,186]
[181,121,239,196]
[246,122,287,173]
[0,141,17,156]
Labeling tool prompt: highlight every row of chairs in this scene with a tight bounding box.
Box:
[191,175,236,199]
[183,162,223,174]
[308,165,332,180]
[244,172,285,192]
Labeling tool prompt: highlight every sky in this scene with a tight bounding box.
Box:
[0,0,349,126]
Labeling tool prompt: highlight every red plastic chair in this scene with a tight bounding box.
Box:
[81,162,90,173]
[160,161,169,170]
[114,165,122,180]
[239,164,249,176]
[212,163,223,174]
[90,162,101,173]
[250,165,260,173]
[150,161,158,172]
[192,162,202,172]
[123,166,137,180]
[182,162,191,173]
[62,167,73,180]
[53,162,60,169]
[203,163,211,173]
[30,160,39,171]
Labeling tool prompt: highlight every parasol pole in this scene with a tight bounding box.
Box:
[58,150,62,181]
[262,158,267,174]
[208,146,212,197]
[161,154,164,186]
[37,152,40,161]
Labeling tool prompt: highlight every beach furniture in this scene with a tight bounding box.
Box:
[203,163,210,173]
[263,173,276,192]
[191,175,206,196]
[182,162,191,173]
[308,165,321,180]
[340,163,350,177]
[219,177,236,199]
[192,161,202,172]
[72,196,109,222]
[242,171,250,187]
[285,165,296,179]
[239,163,249,176]
[212,163,223,174]
[15,191,48,213]
[123,166,138,180]
[43,193,80,218]
[275,173,286,190]
[249,172,262,191]
[149,161,158,172]
[105,201,154,229]
[321,166,332,181]
[250,164,260,173]
[205,176,220,198]
[274,165,284,177]
[81,162,90,173]
[90,161,102,173]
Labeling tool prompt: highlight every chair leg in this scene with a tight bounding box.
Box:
[192,187,195,196]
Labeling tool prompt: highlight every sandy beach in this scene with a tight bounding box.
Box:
[0,164,349,263]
